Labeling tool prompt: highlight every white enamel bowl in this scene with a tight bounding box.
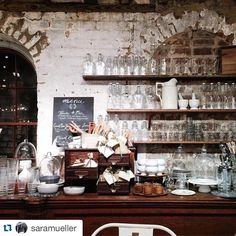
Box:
[63,186,85,195]
[37,183,59,194]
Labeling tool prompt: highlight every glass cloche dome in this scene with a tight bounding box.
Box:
[171,145,192,180]
[14,139,37,166]
[39,152,61,184]
[189,146,217,192]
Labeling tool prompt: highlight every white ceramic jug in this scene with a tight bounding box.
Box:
[156,78,178,109]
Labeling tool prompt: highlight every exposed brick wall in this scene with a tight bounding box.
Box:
[0,9,235,158]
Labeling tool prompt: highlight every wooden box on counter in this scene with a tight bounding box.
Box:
[65,148,99,180]
[64,148,99,192]
[64,148,135,193]
[97,178,130,195]
[98,153,131,168]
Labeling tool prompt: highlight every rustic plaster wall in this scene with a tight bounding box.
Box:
[0,9,235,160]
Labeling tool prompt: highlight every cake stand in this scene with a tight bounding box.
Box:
[188,178,218,193]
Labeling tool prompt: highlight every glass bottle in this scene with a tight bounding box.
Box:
[139,56,147,75]
[132,85,146,109]
[121,84,132,109]
[83,53,94,75]
[131,120,141,141]
[95,53,105,75]
[216,82,222,109]
[125,56,133,75]
[140,120,149,141]
[111,114,120,136]
[118,56,125,75]
[112,56,119,75]
[107,83,113,109]
[105,56,112,75]
[121,120,129,137]
[148,44,158,75]
[159,57,167,75]
[133,56,140,75]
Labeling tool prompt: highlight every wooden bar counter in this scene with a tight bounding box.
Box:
[0,191,236,236]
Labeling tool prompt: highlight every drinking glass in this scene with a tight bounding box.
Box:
[7,159,19,196]
[28,167,40,195]
[0,167,7,196]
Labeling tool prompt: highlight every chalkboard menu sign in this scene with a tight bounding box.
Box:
[52,97,94,146]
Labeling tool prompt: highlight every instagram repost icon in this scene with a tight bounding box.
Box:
[15,222,28,234]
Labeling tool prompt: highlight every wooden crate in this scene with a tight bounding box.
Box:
[219,46,236,75]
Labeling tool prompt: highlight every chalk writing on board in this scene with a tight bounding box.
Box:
[52,97,94,146]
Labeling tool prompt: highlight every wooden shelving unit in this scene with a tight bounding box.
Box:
[133,140,222,145]
[107,108,236,113]
[83,74,236,81]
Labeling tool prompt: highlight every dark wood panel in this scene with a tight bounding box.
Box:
[1,193,236,236]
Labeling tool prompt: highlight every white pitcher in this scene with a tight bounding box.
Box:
[156,78,178,109]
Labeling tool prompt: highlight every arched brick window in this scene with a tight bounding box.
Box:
[0,49,37,157]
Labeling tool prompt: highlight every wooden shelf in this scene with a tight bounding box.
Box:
[0,122,37,126]
[133,140,221,145]
[107,108,236,113]
[83,74,236,81]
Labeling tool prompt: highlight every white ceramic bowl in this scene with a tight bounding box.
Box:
[137,158,146,166]
[145,159,158,166]
[189,99,200,109]
[63,186,85,195]
[157,158,166,165]
[146,166,158,175]
[136,164,146,173]
[157,165,166,173]
[178,99,188,109]
[37,183,59,194]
